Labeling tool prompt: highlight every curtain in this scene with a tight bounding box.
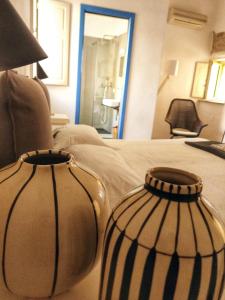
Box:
[212,31,225,53]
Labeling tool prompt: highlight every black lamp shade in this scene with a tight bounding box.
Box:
[37,62,48,79]
[0,0,47,71]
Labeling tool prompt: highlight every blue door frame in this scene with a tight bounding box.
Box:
[75,4,135,139]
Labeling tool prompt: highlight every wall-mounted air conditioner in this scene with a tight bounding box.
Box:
[168,8,207,30]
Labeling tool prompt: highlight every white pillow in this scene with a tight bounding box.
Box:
[53,125,109,150]
[66,144,142,209]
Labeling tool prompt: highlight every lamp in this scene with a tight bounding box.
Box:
[0,0,47,71]
[36,62,48,79]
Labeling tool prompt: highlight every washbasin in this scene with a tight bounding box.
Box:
[102,98,120,107]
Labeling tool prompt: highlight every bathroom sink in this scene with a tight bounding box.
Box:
[102,98,120,108]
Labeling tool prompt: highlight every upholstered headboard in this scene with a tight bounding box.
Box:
[0,70,53,168]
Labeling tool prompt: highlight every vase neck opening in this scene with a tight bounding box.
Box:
[145,167,202,202]
[151,169,198,185]
[21,150,73,166]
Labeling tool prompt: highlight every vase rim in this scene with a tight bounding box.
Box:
[145,167,202,195]
[20,149,74,167]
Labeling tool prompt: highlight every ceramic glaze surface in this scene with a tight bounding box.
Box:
[0,150,109,298]
[99,167,225,300]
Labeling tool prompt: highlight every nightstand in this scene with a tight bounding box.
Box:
[50,113,70,130]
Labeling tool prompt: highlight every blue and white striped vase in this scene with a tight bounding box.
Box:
[99,167,224,300]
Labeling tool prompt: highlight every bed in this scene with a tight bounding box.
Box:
[52,125,225,219]
[0,125,224,300]
[105,138,225,217]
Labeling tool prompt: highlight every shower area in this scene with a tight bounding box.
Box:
[79,13,128,138]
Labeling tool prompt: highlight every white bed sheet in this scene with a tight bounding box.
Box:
[105,138,225,221]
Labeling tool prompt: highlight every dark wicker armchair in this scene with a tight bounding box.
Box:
[165,99,208,138]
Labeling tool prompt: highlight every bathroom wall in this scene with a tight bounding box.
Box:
[114,33,128,100]
[80,36,98,126]
[80,37,117,133]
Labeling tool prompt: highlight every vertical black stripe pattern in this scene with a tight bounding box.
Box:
[188,253,201,300]
[99,222,116,300]
[188,203,198,253]
[139,248,157,300]
[200,200,213,218]
[136,197,161,239]
[218,250,225,300]
[50,165,59,297]
[206,252,217,300]
[2,165,37,291]
[163,252,179,300]
[188,186,191,194]
[105,232,125,300]
[124,195,153,230]
[68,168,98,262]
[154,200,170,247]
[99,182,224,300]
[119,240,138,300]
[117,188,148,220]
[196,202,215,250]
[154,180,159,188]
[0,162,23,185]
[115,190,148,222]
[174,202,180,250]
[0,162,17,172]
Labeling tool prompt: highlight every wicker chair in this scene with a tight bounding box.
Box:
[165,99,208,138]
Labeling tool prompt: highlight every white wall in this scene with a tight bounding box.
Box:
[152,0,225,141]
[152,0,216,139]
[46,0,169,139]
[10,0,30,26]
[84,14,128,38]
[10,0,32,76]
[197,0,225,141]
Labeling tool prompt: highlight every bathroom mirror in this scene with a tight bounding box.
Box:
[75,5,135,138]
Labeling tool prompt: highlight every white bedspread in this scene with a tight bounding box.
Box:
[105,138,225,221]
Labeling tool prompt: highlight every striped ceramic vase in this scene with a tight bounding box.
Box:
[0,150,109,298]
[99,167,225,300]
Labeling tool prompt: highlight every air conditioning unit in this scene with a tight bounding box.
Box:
[168,8,207,30]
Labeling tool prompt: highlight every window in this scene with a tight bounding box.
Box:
[33,0,71,85]
[191,60,225,103]
[207,60,225,101]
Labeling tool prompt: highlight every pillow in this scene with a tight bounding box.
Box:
[67,144,142,209]
[53,124,110,149]
[0,70,53,168]
[33,76,51,112]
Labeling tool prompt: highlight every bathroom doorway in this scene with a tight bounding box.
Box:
[75,5,135,139]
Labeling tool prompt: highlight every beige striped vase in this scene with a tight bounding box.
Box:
[99,167,225,300]
[0,150,109,298]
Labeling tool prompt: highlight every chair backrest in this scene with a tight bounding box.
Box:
[165,99,200,131]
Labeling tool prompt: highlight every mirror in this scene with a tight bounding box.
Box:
[75,5,135,139]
